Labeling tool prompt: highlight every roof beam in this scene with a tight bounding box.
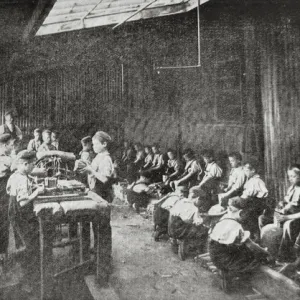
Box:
[112,0,158,29]
[22,0,52,41]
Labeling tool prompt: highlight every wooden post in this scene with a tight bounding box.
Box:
[39,217,44,300]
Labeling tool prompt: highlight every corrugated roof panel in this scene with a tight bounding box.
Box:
[36,0,209,36]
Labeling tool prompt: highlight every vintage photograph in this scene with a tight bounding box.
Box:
[0,0,300,299]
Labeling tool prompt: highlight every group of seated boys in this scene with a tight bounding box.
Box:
[121,141,300,281]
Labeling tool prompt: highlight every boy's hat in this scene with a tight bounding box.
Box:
[16,150,36,162]
[208,204,227,216]
[0,133,12,144]
[93,131,112,142]
[81,136,92,144]
[4,108,15,116]
[34,128,42,133]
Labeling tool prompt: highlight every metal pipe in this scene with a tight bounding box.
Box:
[156,65,200,70]
[197,0,201,66]
[113,0,158,30]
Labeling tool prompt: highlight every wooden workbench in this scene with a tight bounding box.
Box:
[34,191,111,300]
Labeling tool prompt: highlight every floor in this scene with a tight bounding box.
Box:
[1,198,252,300]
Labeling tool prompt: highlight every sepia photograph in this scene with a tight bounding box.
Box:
[0,0,300,299]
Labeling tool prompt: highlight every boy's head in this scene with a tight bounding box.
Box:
[167,149,176,160]
[81,136,92,150]
[228,152,242,168]
[34,128,42,140]
[228,196,244,219]
[183,148,194,162]
[51,130,59,141]
[42,130,52,144]
[0,133,15,155]
[134,143,142,151]
[92,131,111,154]
[243,159,259,179]
[202,149,215,164]
[287,164,300,186]
[4,109,15,124]
[144,145,152,154]
[152,144,160,154]
[16,150,36,174]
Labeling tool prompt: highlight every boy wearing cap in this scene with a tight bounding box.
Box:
[27,128,42,152]
[0,109,23,141]
[81,131,114,282]
[83,131,115,202]
[38,130,56,152]
[7,150,44,290]
[209,197,272,278]
[0,133,15,261]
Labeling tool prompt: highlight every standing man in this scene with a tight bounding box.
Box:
[0,109,23,141]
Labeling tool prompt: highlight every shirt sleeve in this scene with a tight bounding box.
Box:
[93,156,114,183]
[231,169,247,192]
[0,125,4,135]
[242,178,268,199]
[16,180,30,203]
[189,161,200,175]
[234,228,250,245]
[207,164,223,178]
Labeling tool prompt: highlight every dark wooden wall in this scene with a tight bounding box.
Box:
[255,5,300,200]
[0,2,264,165]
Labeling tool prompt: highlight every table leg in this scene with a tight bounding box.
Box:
[96,223,100,282]
[79,221,83,264]
[39,217,44,300]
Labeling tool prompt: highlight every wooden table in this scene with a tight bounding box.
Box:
[34,191,111,300]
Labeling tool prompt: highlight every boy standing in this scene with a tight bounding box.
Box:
[7,150,44,290]
[38,130,56,152]
[27,128,42,152]
[81,131,114,284]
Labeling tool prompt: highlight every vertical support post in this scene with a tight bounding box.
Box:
[39,217,44,300]
[197,0,201,66]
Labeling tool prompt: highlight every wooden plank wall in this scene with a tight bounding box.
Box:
[124,20,262,166]
[257,13,300,201]
[0,64,124,152]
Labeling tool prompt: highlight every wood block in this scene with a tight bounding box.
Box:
[84,275,120,300]
[250,266,300,300]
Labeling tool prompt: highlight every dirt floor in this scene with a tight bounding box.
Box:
[1,198,255,300]
[108,203,249,300]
